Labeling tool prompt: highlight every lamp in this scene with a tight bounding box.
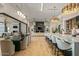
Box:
[17,11,26,19]
[62,3,79,15]
[51,16,59,23]
[51,6,59,23]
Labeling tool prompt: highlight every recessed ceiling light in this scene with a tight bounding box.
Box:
[17,11,26,19]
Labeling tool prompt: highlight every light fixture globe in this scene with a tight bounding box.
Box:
[51,16,59,23]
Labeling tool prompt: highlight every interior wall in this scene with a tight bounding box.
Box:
[0,14,20,34]
[29,20,50,35]
[21,23,26,34]
[5,16,20,33]
[0,15,5,36]
[6,22,19,33]
[44,21,50,33]
[30,21,35,35]
[0,14,27,36]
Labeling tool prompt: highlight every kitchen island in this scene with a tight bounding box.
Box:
[45,33,79,56]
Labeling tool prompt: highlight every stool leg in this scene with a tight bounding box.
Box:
[57,49,60,56]
[54,46,57,55]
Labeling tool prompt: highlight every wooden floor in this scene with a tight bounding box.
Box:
[15,36,54,56]
[0,45,1,56]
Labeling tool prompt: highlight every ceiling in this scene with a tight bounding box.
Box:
[8,3,67,21]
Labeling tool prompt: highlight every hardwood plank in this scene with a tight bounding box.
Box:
[15,36,56,56]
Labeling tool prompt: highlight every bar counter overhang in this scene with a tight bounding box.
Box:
[44,33,79,56]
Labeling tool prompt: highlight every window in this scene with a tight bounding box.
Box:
[0,23,5,36]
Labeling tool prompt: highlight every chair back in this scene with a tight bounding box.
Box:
[12,35,20,41]
[56,37,71,50]
[51,35,56,43]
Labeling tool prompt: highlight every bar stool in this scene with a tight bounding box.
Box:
[45,33,53,50]
[55,37,72,56]
[48,34,52,44]
[44,33,48,40]
[44,33,50,41]
[45,33,52,43]
[51,35,58,55]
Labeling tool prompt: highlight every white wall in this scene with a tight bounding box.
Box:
[30,21,35,35]
[44,21,50,33]
[6,16,19,33]
[7,23,19,33]
[21,23,26,34]
[29,20,50,35]
[0,14,20,33]
[0,15,5,36]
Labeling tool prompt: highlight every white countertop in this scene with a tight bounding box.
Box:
[72,37,79,42]
[51,33,72,43]
[49,33,79,43]
[45,33,79,56]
